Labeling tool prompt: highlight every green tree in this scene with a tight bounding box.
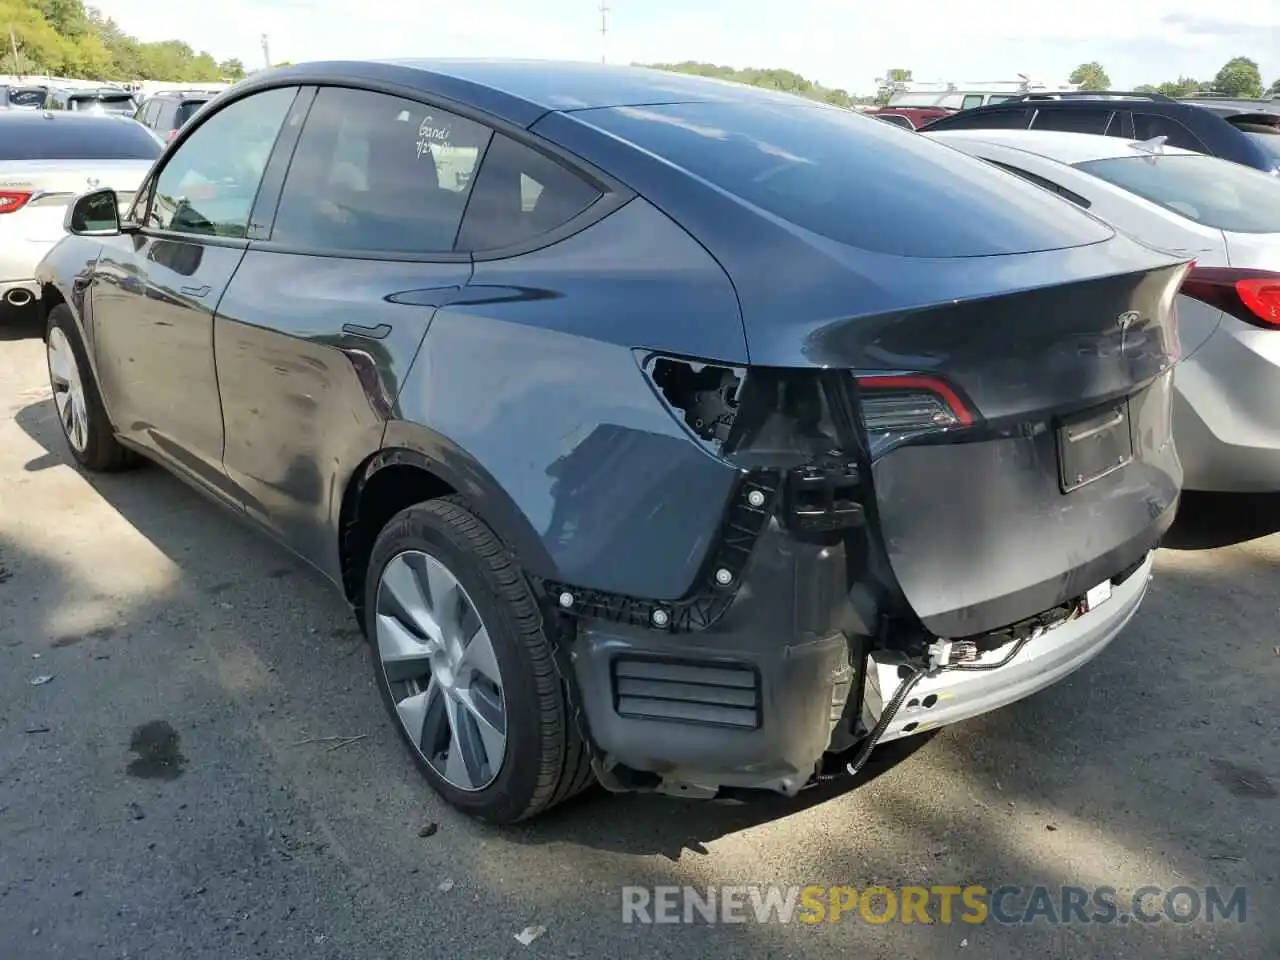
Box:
[1155,76,1204,98]
[1070,61,1111,91]
[1267,78,1280,97]
[1133,83,1157,94]
[218,57,245,80]
[1212,56,1263,98]
[874,68,913,105]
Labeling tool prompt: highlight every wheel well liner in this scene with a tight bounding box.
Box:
[338,445,556,621]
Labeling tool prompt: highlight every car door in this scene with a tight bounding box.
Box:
[213,85,483,577]
[89,85,301,504]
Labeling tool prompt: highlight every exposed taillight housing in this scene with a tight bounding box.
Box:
[855,373,977,457]
[1181,266,1280,330]
[0,191,33,215]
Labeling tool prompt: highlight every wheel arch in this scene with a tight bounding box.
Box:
[339,427,557,620]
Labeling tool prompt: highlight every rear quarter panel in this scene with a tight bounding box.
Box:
[393,196,749,600]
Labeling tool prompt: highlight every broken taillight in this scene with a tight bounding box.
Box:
[1181,266,1280,330]
[855,373,977,457]
[0,191,33,215]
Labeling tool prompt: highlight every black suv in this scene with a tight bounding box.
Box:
[134,90,216,142]
[920,92,1280,173]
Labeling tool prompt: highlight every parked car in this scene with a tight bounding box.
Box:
[925,127,1280,492]
[874,112,916,131]
[920,92,1280,173]
[36,60,1188,823]
[0,110,161,317]
[134,89,217,142]
[43,86,139,116]
[7,85,50,110]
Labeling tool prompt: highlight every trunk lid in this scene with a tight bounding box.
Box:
[1223,231,1280,271]
[849,261,1187,637]
[0,159,149,242]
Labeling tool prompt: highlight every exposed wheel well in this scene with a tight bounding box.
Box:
[339,459,455,624]
[40,285,66,339]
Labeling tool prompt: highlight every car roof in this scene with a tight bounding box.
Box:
[252,58,838,128]
[0,109,142,128]
[924,128,1199,165]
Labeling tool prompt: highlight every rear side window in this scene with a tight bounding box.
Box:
[8,87,45,108]
[456,135,601,252]
[175,100,207,128]
[1132,113,1206,152]
[0,119,162,160]
[271,87,492,254]
[1076,154,1280,233]
[1030,108,1113,135]
[582,101,1112,257]
[927,107,1032,131]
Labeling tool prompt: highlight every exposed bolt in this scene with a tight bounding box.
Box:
[651,608,670,628]
[747,490,766,508]
[714,568,733,586]
[558,591,575,609]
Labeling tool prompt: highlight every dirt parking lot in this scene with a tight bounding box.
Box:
[1,316,1277,959]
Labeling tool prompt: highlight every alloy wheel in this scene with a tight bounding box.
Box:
[374,550,508,791]
[47,326,89,454]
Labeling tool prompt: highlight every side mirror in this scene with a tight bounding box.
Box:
[65,187,132,237]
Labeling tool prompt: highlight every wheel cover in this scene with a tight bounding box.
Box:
[47,327,88,454]
[375,550,508,792]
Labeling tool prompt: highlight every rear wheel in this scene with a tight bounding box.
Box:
[364,497,594,823]
[45,305,137,472]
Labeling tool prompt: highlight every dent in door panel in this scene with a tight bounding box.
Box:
[213,249,471,579]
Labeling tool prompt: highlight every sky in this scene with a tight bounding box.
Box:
[89,0,1280,95]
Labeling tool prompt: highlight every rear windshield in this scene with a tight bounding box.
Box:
[8,87,46,108]
[174,100,208,126]
[1076,154,1280,233]
[582,101,1113,257]
[0,120,162,161]
[69,95,136,114]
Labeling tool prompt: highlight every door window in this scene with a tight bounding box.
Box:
[271,87,492,254]
[1132,113,1206,152]
[960,94,985,110]
[1030,108,1113,134]
[455,135,602,252]
[147,87,297,238]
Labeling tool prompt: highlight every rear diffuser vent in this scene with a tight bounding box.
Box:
[612,656,761,730]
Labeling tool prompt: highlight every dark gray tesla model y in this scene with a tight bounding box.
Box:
[36,59,1189,823]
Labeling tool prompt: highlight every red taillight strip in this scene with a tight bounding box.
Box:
[0,190,33,215]
[856,373,976,425]
[1181,265,1280,330]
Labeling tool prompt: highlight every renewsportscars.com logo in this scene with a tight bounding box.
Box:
[621,885,1249,926]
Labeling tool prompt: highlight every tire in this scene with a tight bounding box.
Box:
[45,304,138,472]
[364,496,594,823]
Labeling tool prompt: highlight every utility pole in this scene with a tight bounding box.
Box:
[261,33,271,70]
[598,2,609,64]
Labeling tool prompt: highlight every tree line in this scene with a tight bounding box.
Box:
[1,0,245,81]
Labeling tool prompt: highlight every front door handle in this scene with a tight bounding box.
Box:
[180,284,211,298]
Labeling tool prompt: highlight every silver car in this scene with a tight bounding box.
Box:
[0,110,161,315]
[926,128,1280,492]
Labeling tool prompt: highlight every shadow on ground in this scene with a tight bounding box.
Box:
[5,392,1276,959]
[1163,492,1280,551]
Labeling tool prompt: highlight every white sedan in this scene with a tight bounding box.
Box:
[925,127,1280,493]
[0,109,161,317]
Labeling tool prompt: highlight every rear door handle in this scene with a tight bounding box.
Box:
[180,284,211,298]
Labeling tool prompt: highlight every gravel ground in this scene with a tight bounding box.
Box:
[1,315,1277,959]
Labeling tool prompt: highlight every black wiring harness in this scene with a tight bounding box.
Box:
[819,625,1049,783]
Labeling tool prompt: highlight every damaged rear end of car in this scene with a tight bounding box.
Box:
[532,99,1189,800]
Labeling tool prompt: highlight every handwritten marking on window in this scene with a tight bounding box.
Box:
[416,115,453,159]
